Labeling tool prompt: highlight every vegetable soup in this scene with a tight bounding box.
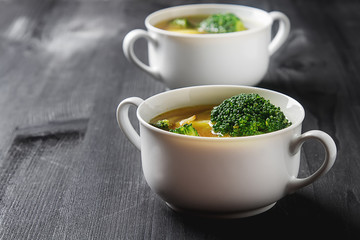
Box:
[149,93,292,138]
[154,13,247,34]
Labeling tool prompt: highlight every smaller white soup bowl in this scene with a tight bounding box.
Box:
[123,4,291,89]
[116,85,337,218]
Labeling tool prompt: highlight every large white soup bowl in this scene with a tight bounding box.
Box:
[116,85,336,218]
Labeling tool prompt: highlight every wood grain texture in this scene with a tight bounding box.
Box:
[0,0,359,239]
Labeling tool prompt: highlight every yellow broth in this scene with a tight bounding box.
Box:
[154,14,247,34]
[149,105,219,137]
[154,15,209,34]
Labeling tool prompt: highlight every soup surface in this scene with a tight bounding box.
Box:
[149,93,292,137]
[154,13,247,34]
[155,15,209,34]
[150,105,218,137]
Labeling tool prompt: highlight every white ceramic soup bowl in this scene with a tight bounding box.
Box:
[123,4,290,89]
[116,85,336,218]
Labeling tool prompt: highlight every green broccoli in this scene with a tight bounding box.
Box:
[170,123,199,136]
[210,93,292,137]
[199,13,246,33]
[169,18,194,29]
[151,119,171,131]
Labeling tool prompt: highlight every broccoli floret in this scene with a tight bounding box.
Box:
[152,119,171,131]
[169,18,193,29]
[199,13,246,33]
[210,93,292,137]
[170,123,199,136]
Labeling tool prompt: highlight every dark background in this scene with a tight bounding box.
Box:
[0,0,359,239]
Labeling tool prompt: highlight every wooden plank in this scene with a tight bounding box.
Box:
[0,129,86,239]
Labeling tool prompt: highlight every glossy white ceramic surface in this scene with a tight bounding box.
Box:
[122,4,291,89]
[116,85,337,217]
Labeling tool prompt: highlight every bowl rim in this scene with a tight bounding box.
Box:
[136,85,305,141]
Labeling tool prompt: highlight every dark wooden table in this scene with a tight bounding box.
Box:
[0,0,359,239]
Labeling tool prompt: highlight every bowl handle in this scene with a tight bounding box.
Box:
[116,97,144,150]
[287,130,337,193]
[122,29,161,80]
[268,11,291,56]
